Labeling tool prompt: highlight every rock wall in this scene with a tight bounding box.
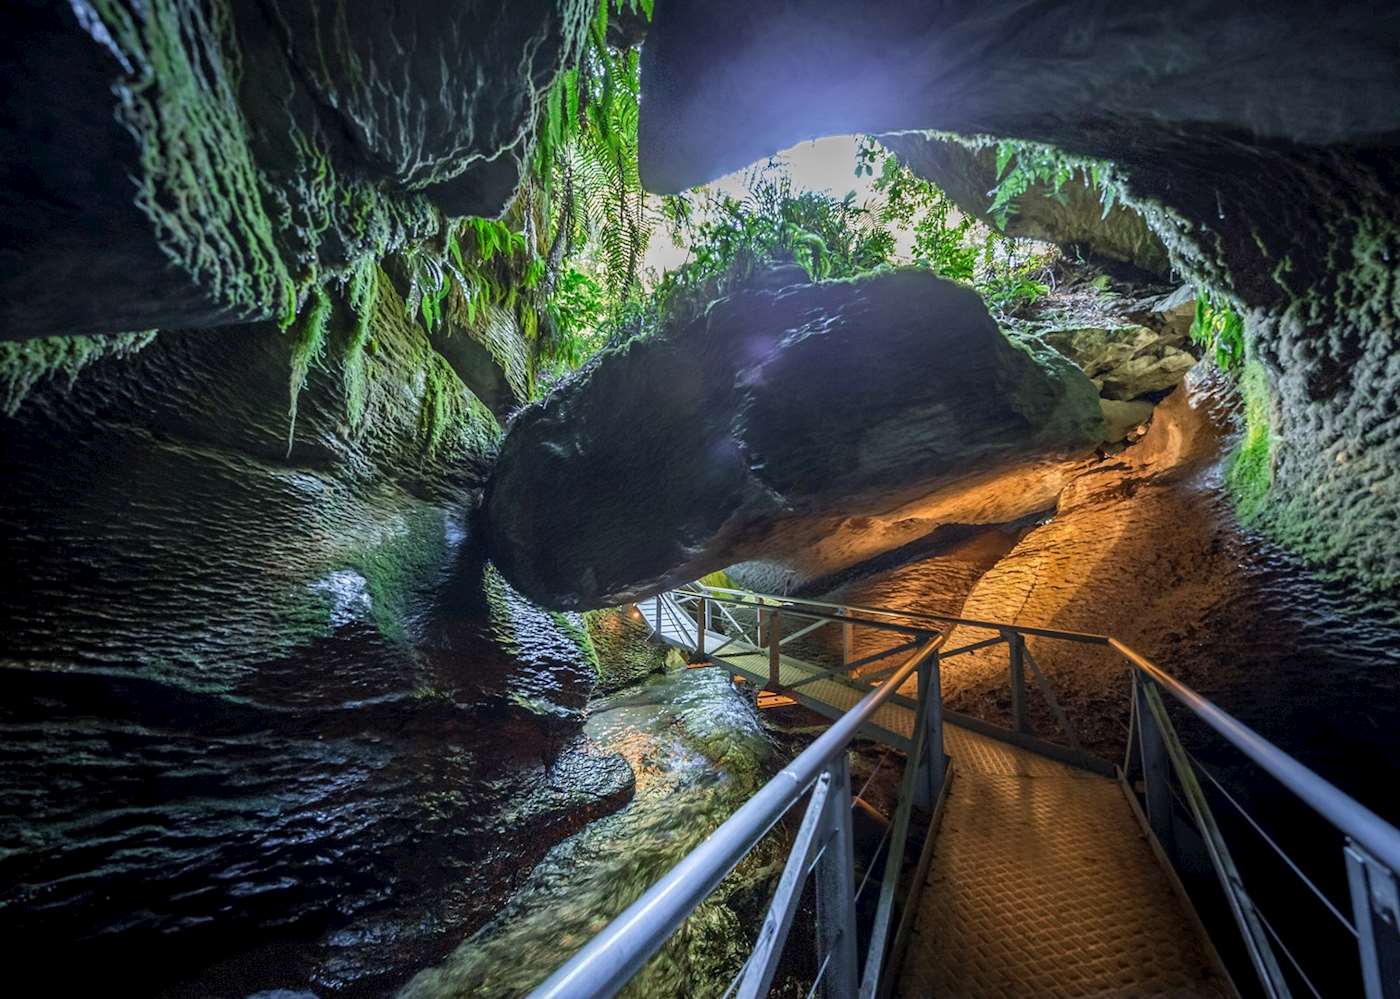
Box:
[485,269,1103,608]
[636,0,1400,599]
[0,0,590,339]
[0,286,623,995]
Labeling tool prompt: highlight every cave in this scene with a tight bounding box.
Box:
[3,2,1399,997]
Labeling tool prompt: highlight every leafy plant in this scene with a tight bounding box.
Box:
[986,140,1120,230]
[867,145,978,280]
[1190,291,1246,372]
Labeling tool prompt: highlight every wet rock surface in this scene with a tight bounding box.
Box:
[485,269,1103,609]
[0,304,627,996]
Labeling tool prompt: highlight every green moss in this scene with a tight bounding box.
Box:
[1227,361,1274,522]
[286,283,332,453]
[0,331,157,416]
[84,0,294,319]
[343,257,380,428]
[344,508,452,644]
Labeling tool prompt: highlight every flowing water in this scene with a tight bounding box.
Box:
[400,665,781,998]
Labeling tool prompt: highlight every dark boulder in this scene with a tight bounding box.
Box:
[484,270,1103,608]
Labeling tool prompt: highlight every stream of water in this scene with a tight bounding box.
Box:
[400,666,780,998]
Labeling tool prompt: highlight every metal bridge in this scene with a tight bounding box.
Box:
[532,583,1400,999]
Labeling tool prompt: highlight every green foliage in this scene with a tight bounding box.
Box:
[542,266,610,373]
[987,140,1120,230]
[343,256,379,427]
[286,283,332,453]
[868,144,977,280]
[1190,291,1246,372]
[650,163,895,328]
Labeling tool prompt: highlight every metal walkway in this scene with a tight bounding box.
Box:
[899,724,1230,997]
[637,593,919,750]
[537,583,1400,999]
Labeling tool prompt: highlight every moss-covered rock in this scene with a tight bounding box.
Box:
[0,0,591,339]
[586,608,672,694]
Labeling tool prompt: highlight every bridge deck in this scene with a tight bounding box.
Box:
[898,725,1233,998]
[638,594,1230,997]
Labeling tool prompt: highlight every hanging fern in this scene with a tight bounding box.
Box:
[286,283,332,454]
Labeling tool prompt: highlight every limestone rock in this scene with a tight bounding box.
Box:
[879,134,1171,278]
[484,269,1103,609]
[1099,398,1156,443]
[636,1,1400,594]
[0,0,589,339]
[1041,325,1195,401]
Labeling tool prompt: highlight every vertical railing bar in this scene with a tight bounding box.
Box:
[1136,673,1176,859]
[815,753,859,997]
[858,648,933,998]
[737,770,836,999]
[1020,644,1081,750]
[1344,842,1400,999]
[1007,631,1028,733]
[1140,681,1291,998]
[768,609,782,690]
[1123,680,1140,778]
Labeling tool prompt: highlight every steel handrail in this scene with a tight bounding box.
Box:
[1113,638,1400,879]
[681,583,1113,644]
[690,582,1400,877]
[615,583,1400,999]
[675,586,947,640]
[530,636,946,999]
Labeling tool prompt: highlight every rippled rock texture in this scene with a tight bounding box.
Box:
[0,293,625,995]
[638,0,1400,599]
[0,0,590,339]
[485,270,1103,609]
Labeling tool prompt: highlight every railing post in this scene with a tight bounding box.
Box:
[1347,842,1400,998]
[1008,631,1028,733]
[816,753,859,998]
[654,594,663,634]
[768,610,782,688]
[842,608,853,670]
[1134,672,1177,860]
[694,596,707,658]
[915,649,945,810]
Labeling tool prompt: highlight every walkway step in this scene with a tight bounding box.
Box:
[898,727,1233,998]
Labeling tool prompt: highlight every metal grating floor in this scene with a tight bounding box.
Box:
[897,728,1232,998]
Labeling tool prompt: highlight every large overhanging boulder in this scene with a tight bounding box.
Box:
[878,134,1172,279]
[484,270,1103,609]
